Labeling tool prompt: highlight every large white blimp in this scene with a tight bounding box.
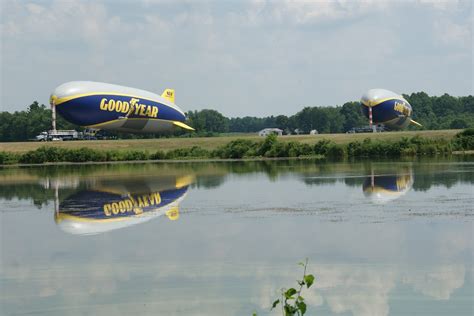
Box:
[361,89,422,129]
[50,81,194,133]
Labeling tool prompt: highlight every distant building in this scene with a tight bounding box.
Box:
[258,128,283,137]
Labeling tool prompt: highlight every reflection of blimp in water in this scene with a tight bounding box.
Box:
[50,81,194,133]
[363,171,413,204]
[361,89,422,130]
[55,175,194,235]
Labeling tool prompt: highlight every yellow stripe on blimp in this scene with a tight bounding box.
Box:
[173,121,195,131]
[52,92,184,116]
[361,97,408,107]
[410,119,422,127]
[53,92,167,106]
[55,212,142,223]
[85,117,194,131]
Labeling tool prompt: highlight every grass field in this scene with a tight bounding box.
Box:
[0,129,462,154]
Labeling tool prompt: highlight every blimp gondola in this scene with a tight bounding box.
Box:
[361,89,422,130]
[50,81,194,133]
[54,174,194,235]
[363,169,413,204]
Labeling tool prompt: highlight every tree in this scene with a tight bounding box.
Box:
[340,102,366,131]
[432,93,462,117]
[450,118,468,129]
[460,96,474,114]
[187,109,229,133]
[0,102,81,141]
[275,115,288,129]
[404,92,436,129]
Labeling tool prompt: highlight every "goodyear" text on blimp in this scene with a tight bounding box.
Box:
[99,97,159,118]
[103,192,162,217]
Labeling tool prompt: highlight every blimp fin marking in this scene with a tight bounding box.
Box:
[173,121,195,131]
[166,206,180,221]
[162,89,175,104]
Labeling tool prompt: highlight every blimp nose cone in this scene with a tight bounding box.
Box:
[361,89,401,106]
[363,189,402,204]
[56,220,100,236]
[52,81,87,99]
[50,81,87,105]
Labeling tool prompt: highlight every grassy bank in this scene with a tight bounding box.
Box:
[0,129,461,154]
[1,129,473,165]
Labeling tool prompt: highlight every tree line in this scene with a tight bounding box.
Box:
[188,92,474,135]
[0,92,473,141]
[0,102,77,142]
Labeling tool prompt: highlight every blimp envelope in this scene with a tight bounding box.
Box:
[55,174,194,235]
[363,171,414,204]
[360,89,421,129]
[50,81,194,133]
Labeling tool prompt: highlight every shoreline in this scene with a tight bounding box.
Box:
[0,155,327,168]
[1,130,472,166]
[2,151,474,168]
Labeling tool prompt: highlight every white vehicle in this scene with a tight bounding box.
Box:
[35,132,49,141]
[35,130,80,141]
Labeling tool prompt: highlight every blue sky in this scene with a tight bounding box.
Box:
[1,0,472,116]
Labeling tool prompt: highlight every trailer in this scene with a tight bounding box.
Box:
[35,130,81,141]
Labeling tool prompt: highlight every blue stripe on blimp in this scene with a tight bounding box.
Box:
[59,187,188,221]
[361,99,412,129]
[56,94,185,126]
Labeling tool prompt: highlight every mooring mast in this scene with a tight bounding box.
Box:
[51,99,57,133]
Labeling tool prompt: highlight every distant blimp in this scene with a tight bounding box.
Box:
[360,89,421,130]
[50,81,194,133]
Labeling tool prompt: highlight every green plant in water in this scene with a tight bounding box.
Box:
[253,258,315,316]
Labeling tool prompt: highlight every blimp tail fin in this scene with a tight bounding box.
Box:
[161,89,175,103]
[173,121,195,131]
[410,119,422,127]
[175,175,195,188]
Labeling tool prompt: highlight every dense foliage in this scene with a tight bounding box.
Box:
[1,130,472,165]
[1,93,473,141]
[404,92,474,129]
[0,102,79,142]
[203,93,474,134]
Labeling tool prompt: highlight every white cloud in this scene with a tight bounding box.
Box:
[434,18,471,47]
[418,0,464,11]
[3,1,115,46]
[403,264,466,300]
[268,0,387,24]
[1,0,472,114]
[25,3,45,15]
[4,261,465,315]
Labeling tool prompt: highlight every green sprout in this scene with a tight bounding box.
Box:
[262,258,315,316]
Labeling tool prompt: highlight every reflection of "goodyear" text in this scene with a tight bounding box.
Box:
[103,192,161,217]
[100,98,159,118]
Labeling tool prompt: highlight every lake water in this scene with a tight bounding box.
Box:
[0,158,473,316]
